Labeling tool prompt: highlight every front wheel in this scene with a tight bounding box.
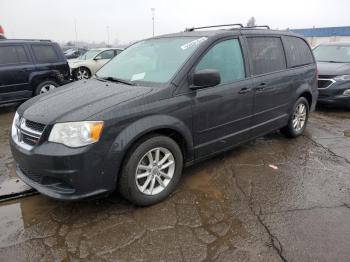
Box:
[119,135,183,206]
[74,67,91,80]
[281,97,309,138]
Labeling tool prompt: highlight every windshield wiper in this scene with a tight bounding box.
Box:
[97,76,136,86]
[318,60,342,63]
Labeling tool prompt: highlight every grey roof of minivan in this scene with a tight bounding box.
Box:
[155,28,303,39]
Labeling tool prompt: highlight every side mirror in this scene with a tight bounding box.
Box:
[191,69,221,89]
[94,55,102,60]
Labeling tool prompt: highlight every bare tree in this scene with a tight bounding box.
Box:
[246,17,256,27]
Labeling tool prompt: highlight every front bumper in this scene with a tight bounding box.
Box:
[10,138,116,200]
[317,81,350,108]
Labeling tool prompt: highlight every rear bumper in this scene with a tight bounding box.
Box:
[10,137,116,201]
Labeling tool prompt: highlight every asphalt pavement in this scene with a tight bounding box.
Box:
[0,106,349,261]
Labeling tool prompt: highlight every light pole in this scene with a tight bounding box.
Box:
[151,8,155,37]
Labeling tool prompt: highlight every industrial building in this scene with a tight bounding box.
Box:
[291,26,350,47]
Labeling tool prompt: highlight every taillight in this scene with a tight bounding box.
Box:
[0,25,4,35]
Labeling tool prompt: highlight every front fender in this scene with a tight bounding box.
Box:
[103,115,194,183]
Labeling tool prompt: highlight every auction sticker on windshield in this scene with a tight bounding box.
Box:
[131,72,146,81]
[181,37,207,50]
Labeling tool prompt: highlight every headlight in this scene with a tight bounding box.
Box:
[48,121,104,148]
[334,75,350,81]
[11,112,20,139]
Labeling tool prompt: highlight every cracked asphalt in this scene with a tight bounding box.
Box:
[0,106,350,261]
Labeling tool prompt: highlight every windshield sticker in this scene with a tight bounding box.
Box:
[131,72,146,81]
[181,37,207,50]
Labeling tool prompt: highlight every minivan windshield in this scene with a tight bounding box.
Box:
[78,49,100,60]
[313,45,350,63]
[96,37,207,85]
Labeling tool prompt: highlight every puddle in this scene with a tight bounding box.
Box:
[183,165,224,200]
[344,130,350,138]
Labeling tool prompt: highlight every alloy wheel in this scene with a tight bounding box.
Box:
[292,103,307,132]
[76,68,90,80]
[135,147,175,195]
[40,84,56,94]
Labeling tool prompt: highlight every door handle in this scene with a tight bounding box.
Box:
[238,87,251,94]
[255,82,267,92]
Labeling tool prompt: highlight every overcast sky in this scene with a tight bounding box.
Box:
[1,0,350,44]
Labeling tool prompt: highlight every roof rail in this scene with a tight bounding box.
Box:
[244,25,270,29]
[4,39,52,42]
[185,23,244,32]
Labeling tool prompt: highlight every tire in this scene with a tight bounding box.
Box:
[119,135,183,206]
[34,80,59,96]
[74,67,91,80]
[281,97,309,138]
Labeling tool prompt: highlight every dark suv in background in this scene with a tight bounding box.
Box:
[10,24,318,206]
[313,42,350,108]
[0,39,70,105]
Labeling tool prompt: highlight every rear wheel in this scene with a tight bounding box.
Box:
[281,97,309,138]
[34,80,59,95]
[119,135,183,206]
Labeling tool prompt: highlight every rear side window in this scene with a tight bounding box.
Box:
[283,36,314,67]
[195,39,245,84]
[16,46,29,63]
[31,44,59,63]
[0,45,29,65]
[247,37,286,75]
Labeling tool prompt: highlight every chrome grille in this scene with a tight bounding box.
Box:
[13,117,46,150]
[318,78,335,89]
[25,120,45,133]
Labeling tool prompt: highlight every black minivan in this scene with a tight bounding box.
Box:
[0,39,70,105]
[10,25,318,205]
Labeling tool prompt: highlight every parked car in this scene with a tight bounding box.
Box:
[10,24,317,205]
[69,48,123,80]
[0,39,70,105]
[64,48,87,60]
[313,42,350,108]
[0,25,5,39]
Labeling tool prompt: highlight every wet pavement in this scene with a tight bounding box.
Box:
[0,106,350,261]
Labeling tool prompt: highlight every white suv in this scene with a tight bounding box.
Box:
[69,48,123,80]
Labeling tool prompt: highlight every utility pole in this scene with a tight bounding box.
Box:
[151,8,155,37]
[106,26,110,46]
[74,19,78,47]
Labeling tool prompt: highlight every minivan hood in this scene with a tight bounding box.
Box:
[317,61,350,76]
[18,79,153,124]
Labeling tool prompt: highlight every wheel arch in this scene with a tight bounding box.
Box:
[299,91,312,108]
[104,115,194,185]
[295,83,314,110]
[30,72,60,95]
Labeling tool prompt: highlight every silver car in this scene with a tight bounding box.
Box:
[69,48,123,80]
